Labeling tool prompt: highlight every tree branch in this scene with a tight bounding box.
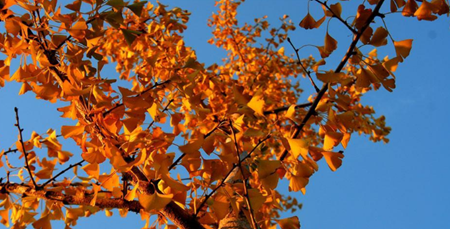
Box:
[230,120,258,229]
[40,160,85,188]
[279,0,386,161]
[315,0,357,34]
[14,107,38,188]
[263,102,313,115]
[287,37,320,92]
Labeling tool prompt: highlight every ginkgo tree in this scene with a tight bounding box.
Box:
[0,0,447,228]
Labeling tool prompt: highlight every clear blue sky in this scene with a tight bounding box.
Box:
[1,1,449,228]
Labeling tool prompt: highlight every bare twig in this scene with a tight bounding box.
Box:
[279,0,386,161]
[103,80,171,117]
[147,99,174,129]
[230,120,258,229]
[168,120,226,171]
[195,133,270,218]
[14,107,38,188]
[315,0,357,34]
[40,160,85,188]
[264,102,313,115]
[287,37,320,92]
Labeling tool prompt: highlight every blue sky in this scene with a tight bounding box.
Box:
[1,1,450,228]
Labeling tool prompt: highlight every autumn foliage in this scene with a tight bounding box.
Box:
[0,0,448,228]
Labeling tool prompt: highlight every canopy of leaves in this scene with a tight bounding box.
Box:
[0,0,447,228]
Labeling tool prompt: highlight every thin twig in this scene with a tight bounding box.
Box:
[263,102,313,115]
[315,0,357,34]
[168,120,226,171]
[195,134,270,217]
[41,160,85,188]
[279,0,385,161]
[14,107,38,188]
[287,37,320,92]
[147,99,174,129]
[103,80,171,117]
[230,120,258,229]
[3,148,19,156]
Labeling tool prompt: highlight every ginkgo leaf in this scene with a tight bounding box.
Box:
[98,172,120,191]
[324,32,338,54]
[322,151,344,171]
[276,216,300,229]
[212,194,230,220]
[285,105,296,120]
[414,0,438,21]
[65,0,81,11]
[247,93,265,116]
[82,163,99,179]
[32,215,51,229]
[402,0,419,16]
[126,1,147,16]
[68,19,87,40]
[138,192,173,212]
[124,183,139,201]
[299,13,325,29]
[61,124,85,138]
[247,189,264,212]
[394,39,413,62]
[370,27,389,47]
[286,138,309,159]
[121,29,142,46]
[324,131,343,150]
[179,135,204,154]
[287,174,309,192]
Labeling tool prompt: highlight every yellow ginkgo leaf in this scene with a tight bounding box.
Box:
[299,13,325,29]
[287,174,309,192]
[61,124,85,138]
[124,183,139,201]
[370,27,389,47]
[286,138,309,159]
[323,131,343,151]
[276,216,301,229]
[394,39,413,62]
[138,192,173,212]
[82,163,99,179]
[402,0,419,16]
[32,215,51,229]
[212,194,230,220]
[68,19,87,40]
[179,135,204,154]
[414,0,438,21]
[322,151,344,171]
[285,105,296,120]
[247,93,265,116]
[324,32,337,54]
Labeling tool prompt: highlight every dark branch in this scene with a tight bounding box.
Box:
[279,0,386,161]
[14,107,38,188]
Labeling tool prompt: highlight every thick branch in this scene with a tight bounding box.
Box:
[0,182,143,212]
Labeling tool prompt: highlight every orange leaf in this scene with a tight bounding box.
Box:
[322,151,344,171]
[277,216,301,229]
[247,93,265,116]
[394,39,413,62]
[179,135,204,154]
[138,192,173,212]
[61,124,85,138]
[414,0,438,20]
[402,0,419,16]
[324,131,343,150]
[370,27,389,47]
[299,13,325,29]
[286,138,309,159]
